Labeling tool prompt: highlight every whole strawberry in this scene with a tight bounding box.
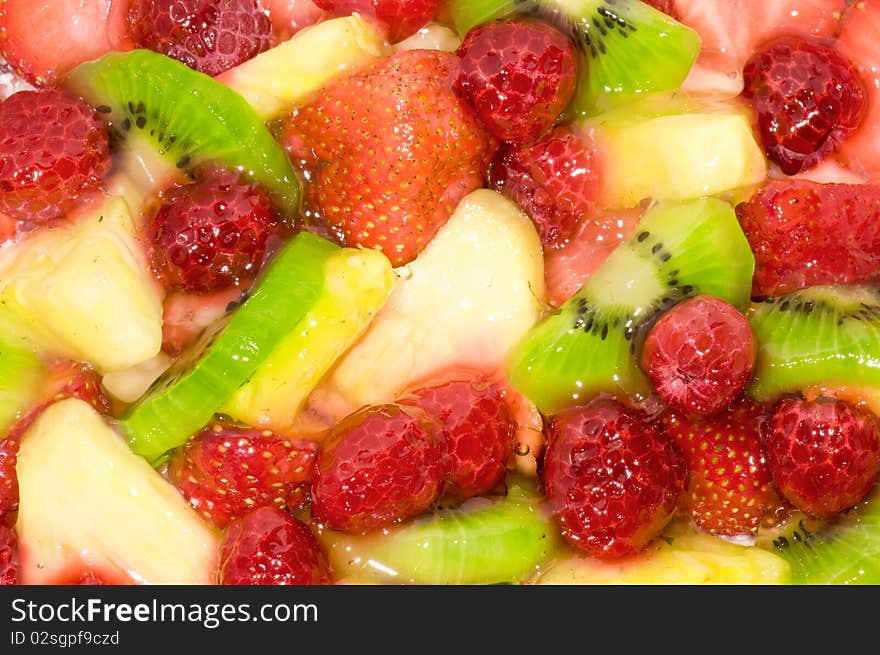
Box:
[128,0,272,77]
[542,399,686,559]
[312,0,441,42]
[489,125,600,250]
[641,295,756,418]
[736,180,880,297]
[148,166,280,294]
[764,397,880,519]
[311,404,443,532]
[219,506,332,585]
[403,376,515,500]
[0,89,110,224]
[455,19,577,143]
[0,525,18,585]
[282,49,496,266]
[663,399,781,536]
[168,422,318,528]
[742,36,866,175]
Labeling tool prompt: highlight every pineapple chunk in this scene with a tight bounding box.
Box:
[0,198,163,372]
[218,15,390,119]
[16,398,218,584]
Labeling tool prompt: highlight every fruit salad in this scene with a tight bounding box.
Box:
[1,0,880,586]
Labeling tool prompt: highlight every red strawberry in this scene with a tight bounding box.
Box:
[403,375,515,500]
[764,397,880,519]
[281,49,496,266]
[663,400,782,536]
[838,0,880,178]
[312,0,441,42]
[128,0,273,77]
[736,180,880,297]
[0,89,111,225]
[168,422,318,528]
[641,295,756,418]
[0,0,132,86]
[261,0,327,40]
[0,525,18,585]
[542,399,686,559]
[219,506,332,585]
[742,36,866,175]
[489,125,601,250]
[311,404,443,532]
[455,19,577,143]
[161,286,245,356]
[148,166,281,294]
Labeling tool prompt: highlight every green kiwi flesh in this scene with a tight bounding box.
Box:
[447,0,701,117]
[0,310,46,434]
[64,49,300,217]
[316,478,559,584]
[121,232,339,464]
[506,198,754,414]
[748,286,880,402]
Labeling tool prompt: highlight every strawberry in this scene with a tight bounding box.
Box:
[168,422,319,528]
[128,0,273,77]
[663,400,782,536]
[0,89,111,225]
[0,525,18,585]
[0,0,132,86]
[641,295,756,418]
[642,0,679,18]
[742,36,866,175]
[311,403,443,532]
[281,49,496,266]
[148,166,281,295]
[312,0,441,42]
[261,0,327,40]
[542,399,686,559]
[736,180,880,297]
[161,286,246,356]
[838,0,880,178]
[764,397,880,519]
[219,506,332,585]
[489,125,601,251]
[454,19,577,143]
[403,375,515,500]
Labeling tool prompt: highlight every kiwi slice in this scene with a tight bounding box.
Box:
[748,286,880,403]
[448,0,700,117]
[506,198,754,414]
[316,478,559,584]
[121,232,339,464]
[0,309,46,434]
[64,49,300,217]
[773,492,880,584]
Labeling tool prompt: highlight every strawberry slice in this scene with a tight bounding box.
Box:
[0,0,133,86]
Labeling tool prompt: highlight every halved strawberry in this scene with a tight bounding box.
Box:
[260,0,328,40]
[0,0,133,86]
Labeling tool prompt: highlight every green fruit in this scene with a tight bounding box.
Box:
[316,479,559,584]
[0,310,45,434]
[121,232,339,464]
[447,0,701,117]
[65,49,300,217]
[222,247,394,432]
[748,286,880,403]
[507,198,754,414]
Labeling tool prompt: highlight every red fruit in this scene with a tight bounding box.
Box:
[312,0,441,42]
[219,506,332,585]
[281,49,495,266]
[262,0,327,40]
[764,397,880,519]
[161,286,245,355]
[0,525,18,585]
[149,166,280,294]
[403,376,515,500]
[736,180,880,297]
[641,295,756,418]
[455,19,577,143]
[663,400,781,536]
[0,89,111,224]
[642,0,679,18]
[0,0,132,86]
[311,404,443,532]
[128,0,273,77]
[542,399,686,559]
[489,125,601,250]
[742,36,865,175]
[169,422,318,528]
